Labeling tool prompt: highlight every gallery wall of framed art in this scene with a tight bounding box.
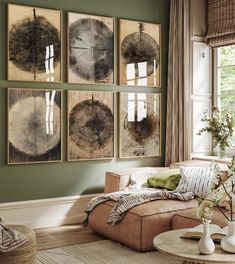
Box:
[4,2,163,164]
[0,0,170,202]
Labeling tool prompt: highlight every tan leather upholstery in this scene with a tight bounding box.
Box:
[171,207,227,230]
[89,163,228,251]
[104,167,167,193]
[89,199,197,251]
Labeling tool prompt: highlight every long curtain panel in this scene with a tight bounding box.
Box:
[165,0,191,166]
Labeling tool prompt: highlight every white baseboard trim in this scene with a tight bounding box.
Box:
[0,194,99,229]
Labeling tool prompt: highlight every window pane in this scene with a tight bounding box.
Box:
[218,95,235,147]
[218,66,235,95]
[218,45,235,67]
[217,45,235,150]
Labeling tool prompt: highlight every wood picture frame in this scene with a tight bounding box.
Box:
[68,12,114,85]
[67,90,114,161]
[7,88,62,164]
[119,92,161,158]
[119,19,161,88]
[7,4,62,83]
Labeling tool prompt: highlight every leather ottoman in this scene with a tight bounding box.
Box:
[88,198,197,251]
[171,207,227,230]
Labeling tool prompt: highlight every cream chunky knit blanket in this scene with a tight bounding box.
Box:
[85,188,194,225]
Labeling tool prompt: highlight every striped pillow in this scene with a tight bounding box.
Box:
[175,166,213,198]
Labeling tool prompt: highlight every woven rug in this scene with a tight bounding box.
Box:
[36,240,182,264]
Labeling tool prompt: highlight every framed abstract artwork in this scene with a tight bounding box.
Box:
[119,19,161,87]
[119,92,161,158]
[8,88,62,164]
[68,90,114,161]
[68,12,114,84]
[8,4,62,82]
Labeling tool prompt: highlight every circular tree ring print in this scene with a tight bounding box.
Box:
[119,20,161,87]
[69,17,114,82]
[121,31,160,77]
[8,8,61,80]
[9,96,61,156]
[69,99,114,151]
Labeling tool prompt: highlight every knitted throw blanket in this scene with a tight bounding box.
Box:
[0,219,28,253]
[84,189,195,225]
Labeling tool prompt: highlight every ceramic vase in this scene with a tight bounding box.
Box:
[221,221,235,253]
[198,223,215,255]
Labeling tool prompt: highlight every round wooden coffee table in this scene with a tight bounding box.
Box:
[153,229,235,264]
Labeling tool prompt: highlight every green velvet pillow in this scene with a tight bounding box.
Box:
[146,169,181,190]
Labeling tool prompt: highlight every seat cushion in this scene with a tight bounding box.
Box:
[88,199,197,251]
[171,207,227,230]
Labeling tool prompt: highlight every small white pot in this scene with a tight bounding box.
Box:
[221,221,235,253]
[198,223,215,255]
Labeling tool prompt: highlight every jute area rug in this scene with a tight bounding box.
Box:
[36,239,182,264]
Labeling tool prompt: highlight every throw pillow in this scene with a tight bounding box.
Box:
[129,168,169,189]
[175,166,214,198]
[146,169,181,190]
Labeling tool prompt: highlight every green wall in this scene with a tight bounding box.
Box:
[0,0,170,202]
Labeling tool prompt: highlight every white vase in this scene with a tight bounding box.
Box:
[198,223,215,255]
[221,221,235,253]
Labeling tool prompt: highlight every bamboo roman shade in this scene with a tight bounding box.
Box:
[207,0,235,48]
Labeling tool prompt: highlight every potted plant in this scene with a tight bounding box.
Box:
[197,107,234,158]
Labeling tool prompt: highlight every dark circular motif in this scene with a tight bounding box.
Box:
[69,18,114,81]
[121,32,160,77]
[9,16,60,72]
[124,112,159,145]
[69,99,113,150]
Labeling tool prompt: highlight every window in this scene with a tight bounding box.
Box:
[215,45,235,151]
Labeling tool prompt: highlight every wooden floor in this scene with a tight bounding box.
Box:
[35,224,105,251]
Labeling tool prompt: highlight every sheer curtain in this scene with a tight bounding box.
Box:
[165,0,191,166]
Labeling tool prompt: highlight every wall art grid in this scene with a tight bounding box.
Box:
[6,4,162,164]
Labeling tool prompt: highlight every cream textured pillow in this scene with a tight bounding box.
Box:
[175,166,213,198]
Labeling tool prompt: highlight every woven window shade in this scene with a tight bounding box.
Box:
[207,0,235,48]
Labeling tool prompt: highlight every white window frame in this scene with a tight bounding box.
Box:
[213,48,235,157]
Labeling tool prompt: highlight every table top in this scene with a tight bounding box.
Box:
[153,229,235,264]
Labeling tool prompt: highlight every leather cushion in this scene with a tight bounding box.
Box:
[88,199,197,251]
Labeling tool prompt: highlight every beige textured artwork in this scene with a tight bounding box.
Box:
[8,88,62,164]
[68,90,114,161]
[119,92,161,158]
[119,19,161,87]
[8,4,61,82]
[68,12,114,84]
